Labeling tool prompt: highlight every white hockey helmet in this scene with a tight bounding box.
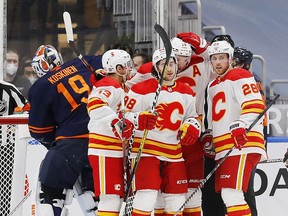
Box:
[152,48,177,78]
[102,49,132,74]
[31,45,63,77]
[152,48,177,69]
[170,37,192,57]
[208,41,234,59]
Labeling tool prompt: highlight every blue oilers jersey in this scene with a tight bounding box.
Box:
[28,55,102,144]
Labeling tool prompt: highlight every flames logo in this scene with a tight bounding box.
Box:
[156,101,184,131]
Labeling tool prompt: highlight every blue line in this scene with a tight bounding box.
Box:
[267,137,288,142]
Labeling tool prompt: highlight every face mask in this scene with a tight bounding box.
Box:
[6,63,18,76]
[28,76,38,85]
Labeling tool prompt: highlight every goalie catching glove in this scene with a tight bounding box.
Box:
[177,32,208,54]
[177,118,201,146]
[111,114,134,140]
[230,120,248,150]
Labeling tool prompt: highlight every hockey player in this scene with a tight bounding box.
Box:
[124,48,201,216]
[28,44,102,215]
[205,41,266,215]
[87,49,157,215]
[232,46,267,216]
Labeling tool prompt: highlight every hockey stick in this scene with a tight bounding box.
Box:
[259,158,283,164]
[8,190,32,216]
[174,93,280,215]
[119,24,172,216]
[63,11,95,73]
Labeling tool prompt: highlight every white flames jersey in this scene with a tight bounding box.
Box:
[87,76,125,158]
[125,78,198,162]
[176,54,213,117]
[206,68,267,161]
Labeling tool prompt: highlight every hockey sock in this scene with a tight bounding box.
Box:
[226,204,251,216]
[132,208,151,215]
[183,206,201,216]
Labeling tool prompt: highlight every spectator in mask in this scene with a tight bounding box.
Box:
[4,49,31,98]
[22,58,39,85]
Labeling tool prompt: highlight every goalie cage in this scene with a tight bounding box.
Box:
[0,114,136,216]
[0,114,47,216]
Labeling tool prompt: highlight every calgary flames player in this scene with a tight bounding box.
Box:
[205,41,266,215]
[124,48,201,215]
[87,49,157,215]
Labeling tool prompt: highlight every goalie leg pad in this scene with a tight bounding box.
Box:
[184,188,202,208]
[133,189,158,212]
[221,188,246,207]
[98,194,121,212]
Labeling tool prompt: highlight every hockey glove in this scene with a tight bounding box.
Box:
[177,32,208,54]
[230,120,248,150]
[135,111,158,131]
[200,129,215,158]
[178,118,201,146]
[111,118,134,140]
[283,148,288,168]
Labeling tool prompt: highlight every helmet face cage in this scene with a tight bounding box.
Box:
[208,41,234,59]
[102,49,132,75]
[211,35,235,48]
[233,47,253,65]
[170,37,192,57]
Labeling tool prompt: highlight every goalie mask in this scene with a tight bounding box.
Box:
[31,45,63,77]
[102,49,134,80]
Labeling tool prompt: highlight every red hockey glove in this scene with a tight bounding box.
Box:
[111,118,134,140]
[230,120,248,150]
[177,118,201,146]
[200,129,215,158]
[90,73,98,86]
[283,148,288,168]
[177,32,208,54]
[136,111,158,131]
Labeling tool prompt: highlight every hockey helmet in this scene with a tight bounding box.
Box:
[170,37,192,57]
[208,41,234,59]
[233,47,253,65]
[102,49,133,74]
[211,34,235,48]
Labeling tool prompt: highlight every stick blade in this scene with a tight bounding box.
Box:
[63,11,74,43]
[154,24,172,60]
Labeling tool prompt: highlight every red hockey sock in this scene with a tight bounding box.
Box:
[227,204,251,216]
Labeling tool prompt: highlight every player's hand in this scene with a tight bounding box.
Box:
[230,120,248,150]
[200,130,215,158]
[177,118,201,146]
[111,118,134,140]
[283,148,288,168]
[177,32,208,54]
[136,111,158,131]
